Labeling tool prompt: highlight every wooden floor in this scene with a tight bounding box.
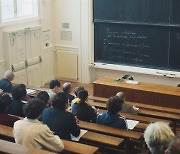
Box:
[44,80,93,96]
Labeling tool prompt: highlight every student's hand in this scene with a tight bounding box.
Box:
[75,116,79,124]
[0,89,3,94]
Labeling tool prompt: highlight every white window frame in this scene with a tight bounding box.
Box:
[0,0,39,23]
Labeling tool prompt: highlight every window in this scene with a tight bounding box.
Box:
[1,0,38,22]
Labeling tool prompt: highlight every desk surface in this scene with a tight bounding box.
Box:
[93,77,180,96]
[0,139,55,154]
[79,121,142,140]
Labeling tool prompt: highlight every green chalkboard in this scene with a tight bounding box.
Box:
[94,0,180,71]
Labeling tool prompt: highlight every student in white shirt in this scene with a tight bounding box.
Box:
[13,98,64,152]
[47,80,61,101]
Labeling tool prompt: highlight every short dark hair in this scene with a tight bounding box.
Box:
[74,86,85,96]
[12,84,27,99]
[0,94,11,113]
[37,91,49,106]
[52,92,68,110]
[23,98,45,119]
[168,134,180,154]
[49,80,61,89]
[77,90,88,101]
[106,96,123,114]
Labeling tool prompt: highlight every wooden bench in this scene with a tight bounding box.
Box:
[0,124,99,154]
[89,95,180,115]
[0,139,55,154]
[80,131,124,148]
[78,121,142,140]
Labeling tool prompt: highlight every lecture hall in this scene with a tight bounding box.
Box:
[0,0,180,154]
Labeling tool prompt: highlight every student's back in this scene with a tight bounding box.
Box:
[42,92,80,140]
[42,106,80,140]
[10,84,27,117]
[96,96,127,129]
[0,93,20,127]
[72,90,97,123]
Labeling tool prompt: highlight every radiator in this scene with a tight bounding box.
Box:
[56,50,78,80]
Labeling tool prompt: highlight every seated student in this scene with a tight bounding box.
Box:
[47,80,61,101]
[116,92,138,114]
[96,96,127,129]
[144,122,174,154]
[165,134,180,154]
[62,82,75,104]
[0,93,20,127]
[37,91,51,107]
[13,98,64,152]
[71,86,85,106]
[10,84,27,117]
[0,70,14,93]
[42,92,80,140]
[72,90,97,123]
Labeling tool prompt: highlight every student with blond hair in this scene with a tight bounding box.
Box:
[144,122,174,154]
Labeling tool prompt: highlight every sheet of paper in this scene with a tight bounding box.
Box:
[71,129,88,141]
[126,119,139,130]
[26,89,36,95]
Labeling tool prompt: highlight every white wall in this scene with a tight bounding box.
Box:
[0,0,55,84]
[0,0,179,86]
[54,0,179,86]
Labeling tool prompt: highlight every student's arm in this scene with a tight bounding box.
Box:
[69,114,80,137]
[40,126,64,152]
[88,105,97,123]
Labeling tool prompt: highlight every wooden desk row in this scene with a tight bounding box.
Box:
[0,124,99,154]
[93,77,180,109]
[0,139,55,154]
[89,100,171,124]
[89,95,180,115]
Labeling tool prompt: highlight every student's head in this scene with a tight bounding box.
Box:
[23,98,45,119]
[0,93,11,113]
[4,70,14,81]
[74,86,85,97]
[12,84,27,100]
[49,80,61,93]
[106,96,123,114]
[166,134,180,154]
[144,122,174,154]
[37,91,50,107]
[77,90,88,101]
[52,92,68,110]
[116,92,126,101]
[63,82,73,93]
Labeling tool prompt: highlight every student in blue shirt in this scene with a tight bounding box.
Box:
[96,96,127,129]
[42,92,80,140]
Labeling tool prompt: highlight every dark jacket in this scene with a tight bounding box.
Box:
[63,92,75,104]
[42,107,80,140]
[0,78,13,93]
[72,101,97,123]
[10,98,25,117]
[96,111,127,129]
